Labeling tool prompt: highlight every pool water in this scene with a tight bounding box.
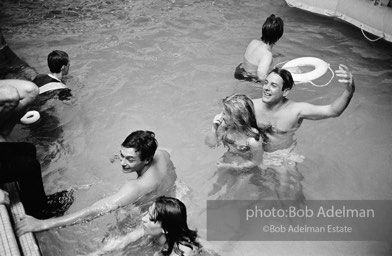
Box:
[1,0,392,255]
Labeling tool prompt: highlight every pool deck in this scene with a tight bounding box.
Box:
[0,182,41,256]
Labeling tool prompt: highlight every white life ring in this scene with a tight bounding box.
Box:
[20,111,40,125]
[282,57,329,84]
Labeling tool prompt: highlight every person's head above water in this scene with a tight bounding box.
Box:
[121,130,158,172]
[143,196,200,256]
[267,67,294,91]
[261,14,284,45]
[48,50,69,74]
[222,94,261,140]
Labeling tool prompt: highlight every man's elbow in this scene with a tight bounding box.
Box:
[22,81,39,100]
[328,108,344,118]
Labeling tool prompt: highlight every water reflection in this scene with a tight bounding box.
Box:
[209,151,305,204]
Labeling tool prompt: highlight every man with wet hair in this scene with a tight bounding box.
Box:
[32,50,72,101]
[16,130,177,235]
[33,50,70,87]
[235,14,284,83]
[253,65,355,153]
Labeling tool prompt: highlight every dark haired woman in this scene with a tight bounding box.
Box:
[91,196,201,256]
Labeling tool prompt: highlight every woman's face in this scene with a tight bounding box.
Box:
[222,108,234,126]
[142,204,164,236]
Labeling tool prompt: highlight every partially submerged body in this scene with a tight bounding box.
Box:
[253,97,299,152]
[235,14,283,83]
[16,131,177,236]
[253,66,355,152]
[235,39,273,82]
[205,94,265,169]
[206,94,266,199]
[89,197,200,256]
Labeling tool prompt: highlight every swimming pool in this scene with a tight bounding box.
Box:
[1,0,392,255]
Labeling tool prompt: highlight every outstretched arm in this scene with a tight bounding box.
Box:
[87,226,145,256]
[298,64,355,120]
[16,181,143,236]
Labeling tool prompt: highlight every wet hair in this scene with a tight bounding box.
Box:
[222,94,267,142]
[121,130,157,162]
[268,67,294,91]
[152,196,200,256]
[261,14,284,45]
[47,50,69,73]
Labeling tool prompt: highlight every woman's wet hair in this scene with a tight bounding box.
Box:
[48,50,69,73]
[122,130,157,162]
[269,67,294,91]
[261,14,284,45]
[153,196,200,256]
[222,94,267,142]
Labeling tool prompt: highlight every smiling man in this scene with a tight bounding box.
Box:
[248,65,354,202]
[253,65,355,153]
[16,130,177,236]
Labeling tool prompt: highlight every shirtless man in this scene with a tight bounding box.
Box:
[16,130,177,235]
[234,14,284,83]
[253,65,355,153]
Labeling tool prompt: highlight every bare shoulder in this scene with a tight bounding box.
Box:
[287,101,313,110]
[282,101,316,118]
[148,149,173,177]
[154,149,170,163]
[252,98,263,105]
[252,98,263,111]
[247,39,260,48]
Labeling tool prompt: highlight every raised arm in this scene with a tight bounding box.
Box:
[16,180,143,236]
[205,113,224,148]
[298,64,355,120]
